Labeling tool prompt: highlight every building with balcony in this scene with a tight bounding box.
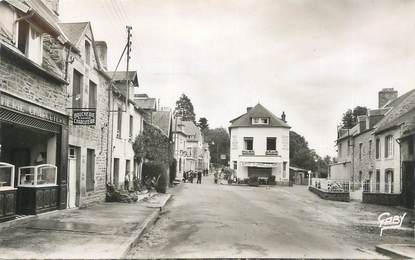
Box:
[229,104,290,184]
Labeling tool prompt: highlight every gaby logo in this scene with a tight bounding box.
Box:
[378,212,407,236]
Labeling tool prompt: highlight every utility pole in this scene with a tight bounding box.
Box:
[125,26,132,110]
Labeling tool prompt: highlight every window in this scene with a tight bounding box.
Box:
[359,143,363,160]
[233,161,237,170]
[113,158,119,187]
[385,135,394,158]
[376,170,380,192]
[251,117,269,125]
[385,169,394,193]
[85,40,91,65]
[125,160,131,189]
[376,138,380,159]
[244,137,253,150]
[88,81,97,109]
[72,70,83,108]
[408,139,414,155]
[368,140,372,159]
[129,115,133,140]
[358,171,362,182]
[117,107,122,138]
[338,143,342,158]
[16,20,43,64]
[86,149,95,191]
[266,137,277,151]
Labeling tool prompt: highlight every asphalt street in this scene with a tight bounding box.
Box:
[128,175,414,258]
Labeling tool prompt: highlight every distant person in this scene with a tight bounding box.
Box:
[214,171,218,184]
[189,171,194,183]
[197,171,202,184]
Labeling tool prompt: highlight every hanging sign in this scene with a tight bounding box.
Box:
[73,110,96,125]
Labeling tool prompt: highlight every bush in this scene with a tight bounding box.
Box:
[156,171,168,193]
[142,162,164,180]
[248,176,259,186]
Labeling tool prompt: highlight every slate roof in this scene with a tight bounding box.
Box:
[59,22,89,45]
[151,111,172,138]
[374,88,415,134]
[229,103,290,129]
[135,98,156,110]
[108,71,139,86]
[182,121,202,141]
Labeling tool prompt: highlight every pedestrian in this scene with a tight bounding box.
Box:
[214,170,218,184]
[183,171,187,183]
[124,173,130,191]
[189,171,194,183]
[197,171,202,184]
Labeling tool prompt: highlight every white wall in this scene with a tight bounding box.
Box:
[230,127,290,180]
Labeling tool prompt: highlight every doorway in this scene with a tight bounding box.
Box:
[67,147,80,208]
[402,162,414,208]
[113,158,120,188]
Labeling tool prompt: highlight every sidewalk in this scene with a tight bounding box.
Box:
[0,193,171,259]
[376,244,415,259]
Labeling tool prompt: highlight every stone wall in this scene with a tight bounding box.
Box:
[309,186,350,202]
[362,192,402,206]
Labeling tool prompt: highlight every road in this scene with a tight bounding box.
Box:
[128,175,413,258]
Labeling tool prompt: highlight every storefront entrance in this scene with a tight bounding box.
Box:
[248,167,272,178]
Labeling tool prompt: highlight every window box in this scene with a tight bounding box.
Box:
[266,150,278,156]
[242,150,255,156]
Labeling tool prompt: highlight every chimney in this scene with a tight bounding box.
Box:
[95,41,108,70]
[281,111,286,122]
[246,107,253,113]
[378,88,398,108]
[42,0,60,16]
[357,115,367,132]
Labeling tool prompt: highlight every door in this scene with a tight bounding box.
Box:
[67,147,78,208]
[402,162,415,208]
[113,158,119,188]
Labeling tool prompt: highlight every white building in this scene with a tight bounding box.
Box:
[229,104,290,184]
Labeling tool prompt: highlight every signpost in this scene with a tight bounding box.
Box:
[73,110,96,125]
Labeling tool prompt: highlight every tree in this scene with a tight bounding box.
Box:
[341,106,368,128]
[204,127,230,165]
[197,117,209,138]
[174,94,196,123]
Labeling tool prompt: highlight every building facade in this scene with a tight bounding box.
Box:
[229,104,290,184]
[0,0,69,217]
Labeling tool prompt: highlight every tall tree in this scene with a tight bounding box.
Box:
[174,94,196,123]
[197,117,209,138]
[341,106,368,128]
[204,127,230,165]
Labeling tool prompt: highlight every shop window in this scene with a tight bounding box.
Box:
[88,81,97,109]
[72,70,83,108]
[244,137,253,151]
[376,138,380,159]
[129,115,133,140]
[117,107,122,138]
[385,135,394,158]
[86,149,95,192]
[85,40,91,65]
[266,137,276,151]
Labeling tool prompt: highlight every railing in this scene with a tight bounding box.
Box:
[363,182,398,194]
[311,178,350,193]
[265,150,278,156]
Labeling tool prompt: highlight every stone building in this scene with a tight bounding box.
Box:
[57,22,111,208]
[229,104,290,184]
[0,0,69,218]
[108,71,143,189]
[399,111,415,209]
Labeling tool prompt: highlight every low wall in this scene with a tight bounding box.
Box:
[309,186,350,202]
[276,181,293,187]
[362,193,402,206]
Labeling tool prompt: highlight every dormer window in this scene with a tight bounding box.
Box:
[16,19,43,64]
[252,117,269,125]
[85,40,91,66]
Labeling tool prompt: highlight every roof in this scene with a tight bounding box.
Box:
[135,98,156,110]
[182,120,202,141]
[229,103,290,129]
[58,22,89,46]
[289,166,309,172]
[4,0,67,41]
[151,111,172,138]
[374,88,415,134]
[109,71,139,86]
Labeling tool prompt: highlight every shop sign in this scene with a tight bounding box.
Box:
[0,93,65,124]
[240,162,280,168]
[73,110,96,125]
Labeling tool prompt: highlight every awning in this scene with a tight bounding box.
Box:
[240,162,280,168]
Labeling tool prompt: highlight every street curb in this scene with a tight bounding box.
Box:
[121,194,172,258]
[375,244,413,259]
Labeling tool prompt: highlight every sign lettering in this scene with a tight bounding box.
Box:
[73,110,96,125]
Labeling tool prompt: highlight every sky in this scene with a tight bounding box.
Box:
[60,0,415,157]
